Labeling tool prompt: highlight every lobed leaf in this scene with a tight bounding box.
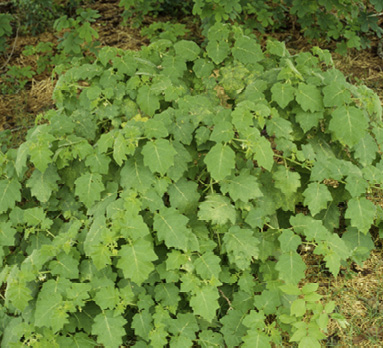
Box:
[198,194,236,226]
[329,106,368,147]
[204,143,235,181]
[142,139,177,176]
[117,238,158,285]
[92,310,127,348]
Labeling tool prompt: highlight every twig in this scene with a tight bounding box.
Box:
[218,288,233,311]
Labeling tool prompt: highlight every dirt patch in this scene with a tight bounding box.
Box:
[0,0,145,136]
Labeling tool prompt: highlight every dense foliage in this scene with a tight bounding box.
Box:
[1,21,383,346]
[9,0,87,35]
[120,0,383,53]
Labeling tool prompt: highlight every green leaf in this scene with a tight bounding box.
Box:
[323,250,341,277]
[153,208,192,251]
[198,330,224,347]
[171,117,195,146]
[302,182,332,216]
[28,142,53,173]
[253,289,281,315]
[112,53,137,76]
[154,283,180,308]
[137,85,160,116]
[243,310,266,329]
[295,83,323,112]
[142,139,177,176]
[190,285,219,322]
[221,169,263,203]
[167,312,199,340]
[353,133,378,166]
[290,214,330,241]
[193,58,214,78]
[87,85,102,101]
[5,272,33,311]
[121,213,150,241]
[210,121,234,143]
[273,166,301,196]
[174,40,200,61]
[345,197,376,234]
[66,283,91,308]
[89,244,113,270]
[329,106,368,147]
[49,252,79,279]
[117,238,157,285]
[150,326,169,347]
[206,40,230,64]
[298,337,321,348]
[204,143,235,181]
[271,82,295,108]
[207,22,230,42]
[242,330,271,348]
[59,333,97,347]
[276,251,306,284]
[144,118,169,139]
[15,142,28,176]
[198,194,236,225]
[342,227,374,263]
[84,215,108,256]
[232,36,264,65]
[278,229,301,253]
[219,65,246,96]
[220,309,248,347]
[295,110,323,133]
[194,251,221,280]
[132,309,152,339]
[0,179,21,213]
[85,152,111,174]
[322,82,351,107]
[168,178,200,214]
[162,55,187,79]
[266,116,293,139]
[75,172,104,208]
[23,207,47,226]
[26,165,60,203]
[92,310,127,348]
[0,222,16,246]
[113,132,132,166]
[252,136,274,171]
[291,298,306,317]
[120,156,155,193]
[78,21,98,42]
[267,39,288,57]
[34,280,68,332]
[223,226,260,270]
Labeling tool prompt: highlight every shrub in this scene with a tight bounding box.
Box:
[10,0,87,35]
[141,22,189,43]
[0,65,35,94]
[0,23,382,346]
[121,0,383,53]
[120,0,194,26]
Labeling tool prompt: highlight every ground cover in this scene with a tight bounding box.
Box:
[1,0,383,346]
